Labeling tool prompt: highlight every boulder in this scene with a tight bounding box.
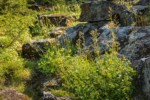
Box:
[22,38,56,59]
[120,26,150,60]
[38,14,76,27]
[0,88,30,100]
[79,1,134,26]
[132,57,150,100]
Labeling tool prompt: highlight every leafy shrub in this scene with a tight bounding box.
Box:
[38,48,57,76]
[38,44,136,100]
[0,49,31,91]
[60,53,136,100]
[38,46,73,76]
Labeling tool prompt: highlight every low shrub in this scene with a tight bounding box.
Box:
[60,53,136,100]
[38,44,136,100]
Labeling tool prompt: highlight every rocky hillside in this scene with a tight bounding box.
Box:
[0,0,150,100]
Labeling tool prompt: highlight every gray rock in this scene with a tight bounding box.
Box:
[120,31,150,60]
[79,1,126,21]
[63,22,150,57]
[65,23,102,44]
[22,38,55,59]
[66,26,78,41]
[141,57,150,100]
[116,26,133,46]
[128,27,150,43]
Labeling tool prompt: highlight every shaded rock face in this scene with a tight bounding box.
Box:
[63,22,108,45]
[120,36,150,60]
[38,14,76,27]
[65,23,150,54]
[22,39,55,59]
[141,57,150,100]
[132,57,150,100]
[0,88,30,100]
[79,1,133,26]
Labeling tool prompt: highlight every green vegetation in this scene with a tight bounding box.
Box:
[0,0,35,92]
[38,40,136,99]
[0,49,30,92]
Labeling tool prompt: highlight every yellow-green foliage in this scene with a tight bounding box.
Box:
[60,53,136,100]
[0,49,30,92]
[0,13,36,49]
[0,0,36,49]
[0,0,35,93]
